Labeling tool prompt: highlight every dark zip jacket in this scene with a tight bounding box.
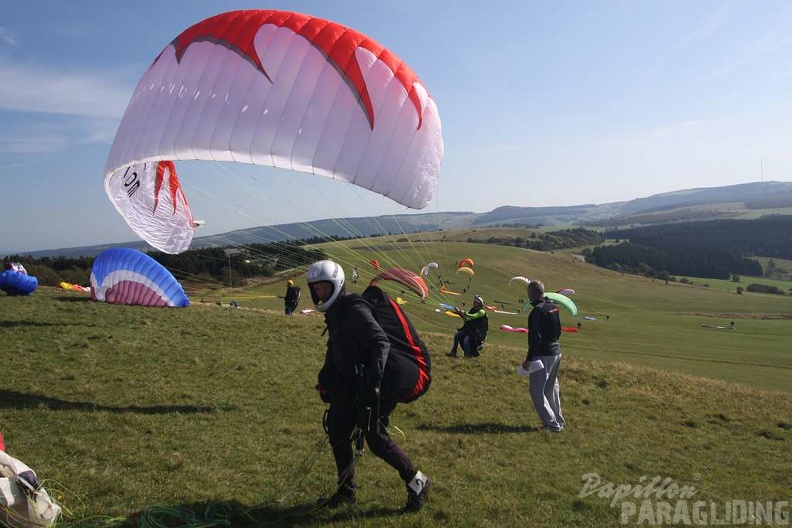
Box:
[527,297,562,361]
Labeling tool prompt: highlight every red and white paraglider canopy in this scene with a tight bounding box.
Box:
[104,10,443,254]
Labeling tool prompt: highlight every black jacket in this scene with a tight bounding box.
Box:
[318,294,389,401]
[285,286,300,304]
[318,293,420,403]
[527,297,561,360]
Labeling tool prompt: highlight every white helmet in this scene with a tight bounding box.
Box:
[306,260,346,312]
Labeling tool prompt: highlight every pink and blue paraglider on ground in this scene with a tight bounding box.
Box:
[90,248,189,307]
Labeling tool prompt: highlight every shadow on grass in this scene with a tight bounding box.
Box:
[416,422,540,434]
[63,499,407,527]
[0,389,218,414]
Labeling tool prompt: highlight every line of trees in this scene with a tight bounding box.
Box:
[3,242,326,288]
[604,215,792,260]
[584,243,763,280]
[585,215,792,280]
[469,228,604,251]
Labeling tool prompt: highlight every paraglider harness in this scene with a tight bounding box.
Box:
[318,285,432,447]
[319,365,380,457]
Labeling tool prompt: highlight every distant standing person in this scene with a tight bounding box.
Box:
[284,280,301,315]
[351,265,359,283]
[522,280,565,432]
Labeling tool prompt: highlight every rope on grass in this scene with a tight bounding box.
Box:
[136,502,233,528]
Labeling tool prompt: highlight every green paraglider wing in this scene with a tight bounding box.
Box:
[544,292,577,316]
[523,291,577,316]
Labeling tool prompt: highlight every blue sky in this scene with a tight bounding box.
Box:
[2,0,792,253]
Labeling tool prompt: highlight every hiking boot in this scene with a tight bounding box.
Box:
[404,471,430,512]
[322,486,356,508]
[446,351,457,358]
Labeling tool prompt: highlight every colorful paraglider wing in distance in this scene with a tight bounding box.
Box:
[439,286,461,296]
[104,9,443,254]
[556,288,575,295]
[500,325,528,333]
[369,259,380,269]
[420,262,438,276]
[701,324,734,330]
[456,266,474,276]
[458,258,474,268]
[501,325,578,334]
[0,270,38,296]
[543,292,578,316]
[509,276,530,287]
[58,282,90,293]
[583,316,597,321]
[90,248,190,307]
[371,267,428,300]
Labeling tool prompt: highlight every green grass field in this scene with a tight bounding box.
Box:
[2,240,790,527]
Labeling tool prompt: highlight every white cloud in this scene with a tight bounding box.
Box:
[0,130,71,153]
[0,118,118,153]
[0,61,133,119]
[0,27,17,47]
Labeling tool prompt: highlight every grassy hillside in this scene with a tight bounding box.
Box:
[2,241,790,526]
[192,238,792,392]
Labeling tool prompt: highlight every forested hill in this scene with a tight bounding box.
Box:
[604,215,792,259]
[586,215,792,280]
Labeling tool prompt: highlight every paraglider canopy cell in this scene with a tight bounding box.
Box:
[371,267,428,300]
